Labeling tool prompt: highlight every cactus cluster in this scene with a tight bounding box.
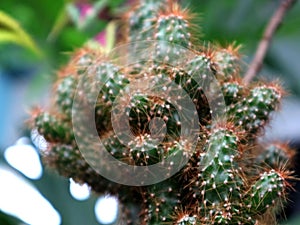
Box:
[30,1,295,224]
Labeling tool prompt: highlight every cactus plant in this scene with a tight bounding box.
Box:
[30,1,295,224]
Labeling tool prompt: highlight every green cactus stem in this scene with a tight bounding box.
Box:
[221,80,244,106]
[214,45,241,81]
[34,111,74,144]
[127,0,163,42]
[55,76,77,117]
[245,169,287,214]
[228,84,282,134]
[196,127,246,224]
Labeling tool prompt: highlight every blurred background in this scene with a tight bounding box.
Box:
[0,0,299,224]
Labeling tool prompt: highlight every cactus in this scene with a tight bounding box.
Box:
[30,1,295,225]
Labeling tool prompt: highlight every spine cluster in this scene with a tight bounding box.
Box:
[31,1,295,224]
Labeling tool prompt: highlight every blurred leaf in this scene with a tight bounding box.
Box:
[85,21,117,53]
[60,27,89,49]
[0,210,24,225]
[0,11,42,56]
[84,0,109,27]
[47,7,70,42]
[75,0,109,30]
[107,0,125,8]
[66,3,80,26]
[105,21,116,52]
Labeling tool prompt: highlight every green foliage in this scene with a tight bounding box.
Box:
[49,0,122,42]
[0,10,41,56]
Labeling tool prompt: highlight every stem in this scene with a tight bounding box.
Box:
[243,0,297,85]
